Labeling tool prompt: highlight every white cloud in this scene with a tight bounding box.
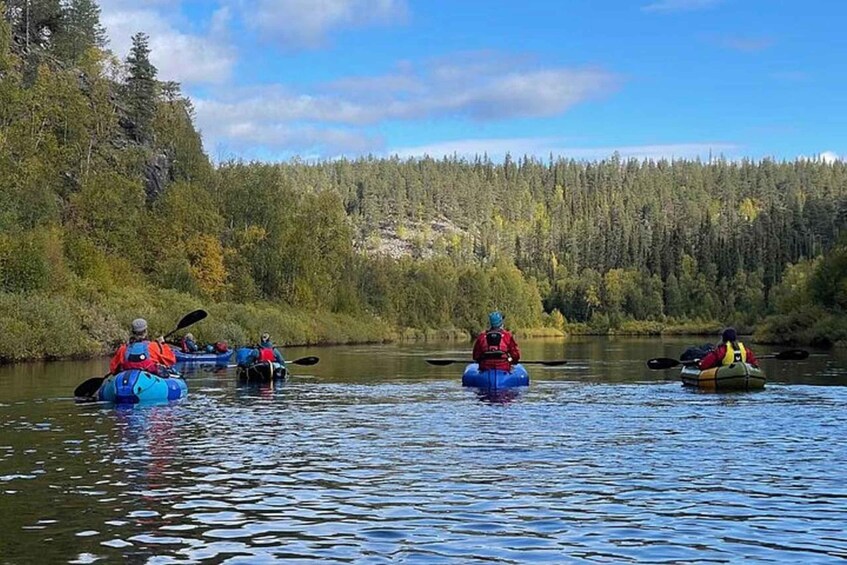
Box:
[388,139,738,161]
[642,0,723,13]
[819,151,843,164]
[195,57,618,124]
[331,54,620,121]
[236,0,408,49]
[194,87,380,126]
[99,0,236,85]
[208,122,383,157]
[193,56,619,156]
[458,68,618,120]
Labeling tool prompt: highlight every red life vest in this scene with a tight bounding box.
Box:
[483,329,509,359]
[258,346,276,362]
[122,341,158,372]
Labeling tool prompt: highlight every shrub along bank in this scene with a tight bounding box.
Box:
[0,288,398,363]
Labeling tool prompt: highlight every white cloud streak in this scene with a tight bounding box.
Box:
[211,123,383,156]
[194,56,620,155]
[197,65,616,125]
[642,0,723,13]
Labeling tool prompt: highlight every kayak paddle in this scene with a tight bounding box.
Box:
[73,309,208,398]
[287,356,320,366]
[227,356,320,369]
[162,309,208,341]
[646,349,809,370]
[646,357,697,370]
[425,358,567,367]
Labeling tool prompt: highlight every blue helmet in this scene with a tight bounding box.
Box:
[489,311,504,329]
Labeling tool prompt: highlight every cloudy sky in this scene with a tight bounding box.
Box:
[98,0,845,162]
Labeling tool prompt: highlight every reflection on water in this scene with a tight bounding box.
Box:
[474,387,524,405]
[0,338,846,562]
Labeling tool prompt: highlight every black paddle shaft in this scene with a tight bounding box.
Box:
[425,359,567,366]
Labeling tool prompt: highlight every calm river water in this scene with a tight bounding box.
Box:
[1,337,847,563]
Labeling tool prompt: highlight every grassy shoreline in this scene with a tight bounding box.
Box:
[4,284,836,364]
[0,288,397,363]
[0,287,567,364]
[562,319,752,337]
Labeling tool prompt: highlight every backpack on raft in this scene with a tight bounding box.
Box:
[235,347,255,367]
[680,343,715,361]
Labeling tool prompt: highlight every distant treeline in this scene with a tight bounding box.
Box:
[237,155,847,330]
[1,1,845,362]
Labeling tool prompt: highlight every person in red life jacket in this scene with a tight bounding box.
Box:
[472,311,521,372]
[698,327,758,370]
[248,332,286,365]
[109,318,177,375]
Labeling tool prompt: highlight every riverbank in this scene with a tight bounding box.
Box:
[5,283,832,364]
[0,288,571,363]
[0,288,398,363]
[563,319,753,337]
[754,308,847,348]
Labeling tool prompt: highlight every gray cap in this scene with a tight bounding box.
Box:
[131,318,148,334]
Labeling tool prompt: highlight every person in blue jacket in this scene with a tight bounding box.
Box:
[249,332,286,364]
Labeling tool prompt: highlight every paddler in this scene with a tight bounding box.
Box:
[472,311,521,372]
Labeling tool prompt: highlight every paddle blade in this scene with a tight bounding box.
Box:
[425,359,462,366]
[163,309,208,340]
[647,358,681,370]
[290,356,319,366]
[531,360,568,366]
[774,349,809,361]
[175,309,208,331]
[74,376,106,398]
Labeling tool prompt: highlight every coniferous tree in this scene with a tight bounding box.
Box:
[55,0,105,64]
[124,31,157,143]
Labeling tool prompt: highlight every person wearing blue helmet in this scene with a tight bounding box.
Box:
[472,311,521,371]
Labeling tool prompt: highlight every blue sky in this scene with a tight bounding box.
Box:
[99,0,846,162]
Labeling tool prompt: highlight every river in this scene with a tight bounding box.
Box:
[1,337,847,563]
